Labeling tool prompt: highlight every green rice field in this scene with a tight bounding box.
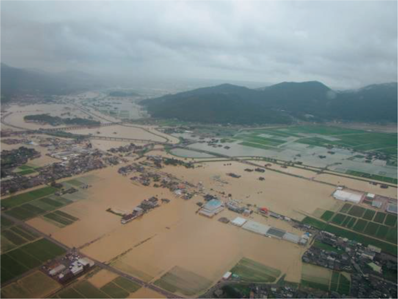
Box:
[155,266,212,296]
[320,211,334,221]
[43,210,79,227]
[1,238,66,284]
[302,216,397,255]
[230,257,281,283]
[1,225,39,253]
[1,186,59,209]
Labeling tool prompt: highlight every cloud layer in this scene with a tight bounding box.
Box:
[2,0,397,88]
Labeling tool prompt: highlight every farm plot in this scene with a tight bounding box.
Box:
[374,212,387,224]
[320,211,334,221]
[331,213,346,225]
[353,219,368,233]
[1,225,39,253]
[363,209,376,221]
[43,210,79,227]
[1,238,66,284]
[100,277,141,298]
[340,203,352,214]
[1,186,58,209]
[154,266,212,296]
[301,263,331,292]
[230,257,281,283]
[4,196,74,221]
[1,270,61,298]
[348,206,366,218]
[385,214,397,227]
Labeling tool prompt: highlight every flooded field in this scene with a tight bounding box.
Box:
[3,103,96,130]
[68,124,169,143]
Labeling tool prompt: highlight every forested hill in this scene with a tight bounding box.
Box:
[141,81,397,125]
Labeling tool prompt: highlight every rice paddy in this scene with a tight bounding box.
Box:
[154,266,212,296]
[1,225,39,253]
[1,271,61,298]
[230,257,281,283]
[1,238,67,284]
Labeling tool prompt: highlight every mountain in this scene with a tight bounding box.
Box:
[1,63,102,99]
[141,81,397,125]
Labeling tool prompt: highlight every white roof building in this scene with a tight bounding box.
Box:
[333,189,362,204]
[231,217,247,227]
[222,271,232,280]
[242,221,270,236]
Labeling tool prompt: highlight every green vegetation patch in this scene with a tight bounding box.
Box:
[320,211,334,221]
[230,257,281,283]
[341,216,353,227]
[113,277,141,293]
[347,217,357,229]
[353,219,368,233]
[74,281,109,298]
[1,217,14,229]
[100,281,129,298]
[376,225,390,239]
[346,170,397,184]
[302,216,397,255]
[374,212,387,224]
[337,273,351,295]
[340,203,352,214]
[331,213,346,225]
[301,217,327,230]
[348,206,366,218]
[330,272,339,292]
[154,266,212,296]
[1,186,58,209]
[2,229,28,246]
[384,214,397,227]
[363,209,376,221]
[313,240,342,254]
[43,211,78,227]
[364,222,380,237]
[58,287,85,298]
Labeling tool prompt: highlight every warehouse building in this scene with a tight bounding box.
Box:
[199,199,224,217]
[333,189,363,204]
[242,220,270,236]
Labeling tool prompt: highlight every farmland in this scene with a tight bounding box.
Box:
[1,224,39,253]
[154,266,212,296]
[1,186,59,209]
[230,257,281,283]
[1,238,66,284]
[1,271,61,298]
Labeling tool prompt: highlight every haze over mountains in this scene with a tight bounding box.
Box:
[143,81,398,125]
[0,63,103,100]
[1,63,396,125]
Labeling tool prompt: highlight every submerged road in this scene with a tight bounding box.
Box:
[1,213,182,298]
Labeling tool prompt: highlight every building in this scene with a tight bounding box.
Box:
[231,217,247,227]
[372,200,383,209]
[49,264,66,276]
[242,220,270,236]
[222,271,232,280]
[333,189,363,204]
[386,203,397,214]
[199,199,224,218]
[283,232,300,244]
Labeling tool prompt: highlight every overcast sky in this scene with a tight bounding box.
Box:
[2,0,397,88]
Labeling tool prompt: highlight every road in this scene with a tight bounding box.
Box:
[1,213,182,298]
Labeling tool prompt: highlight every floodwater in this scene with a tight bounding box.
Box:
[68,125,169,143]
[87,269,118,288]
[170,148,216,158]
[4,103,93,130]
[173,132,397,179]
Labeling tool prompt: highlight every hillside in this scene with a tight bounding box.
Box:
[142,81,397,125]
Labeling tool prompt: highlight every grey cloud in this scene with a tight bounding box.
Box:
[1,0,396,88]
